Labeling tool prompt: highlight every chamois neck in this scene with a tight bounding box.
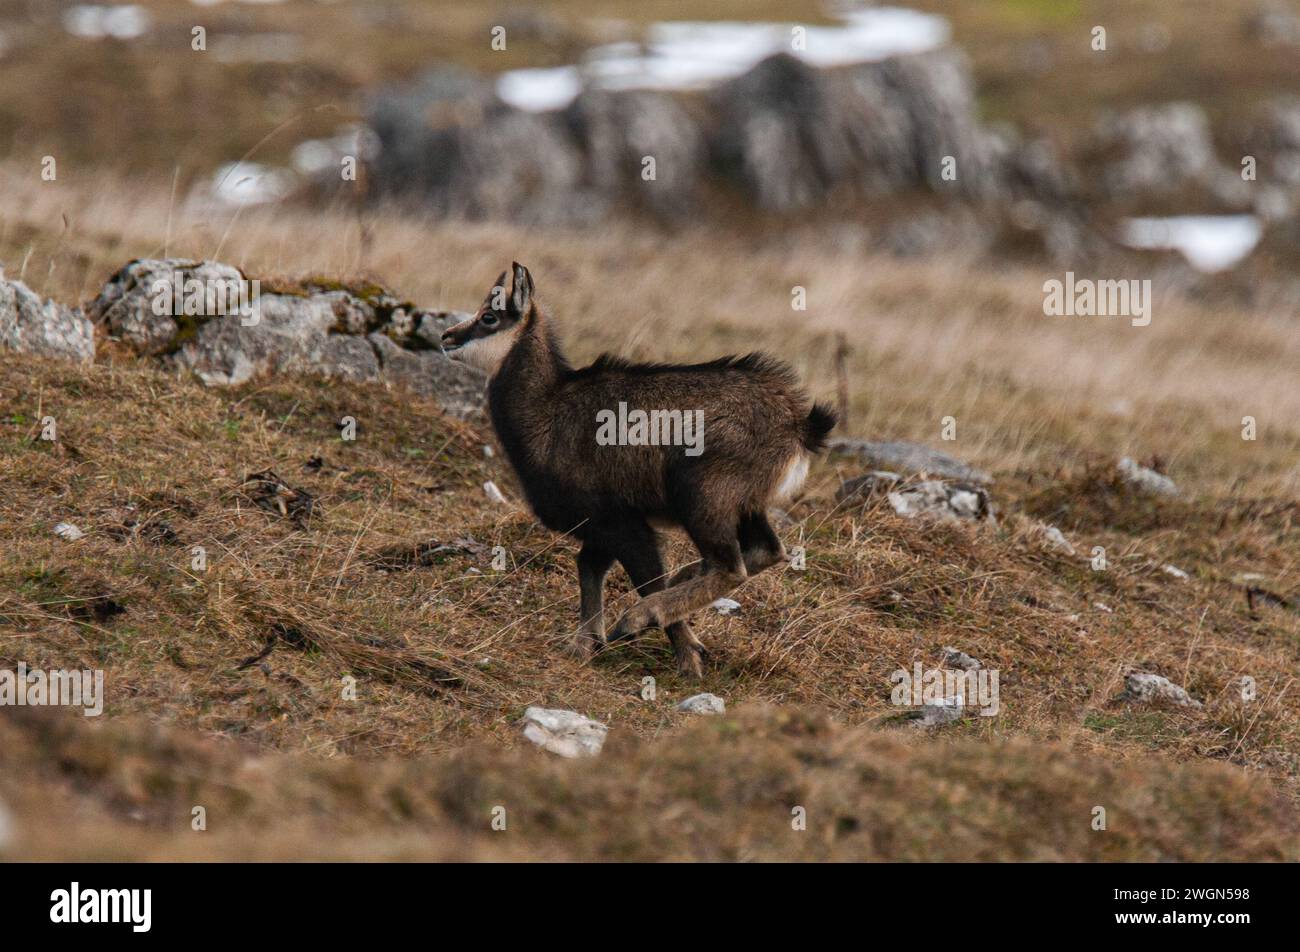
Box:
[488,309,569,470]
[496,309,567,394]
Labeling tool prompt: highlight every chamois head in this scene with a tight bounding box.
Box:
[441,262,535,375]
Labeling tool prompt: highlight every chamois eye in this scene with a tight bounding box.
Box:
[481,312,499,328]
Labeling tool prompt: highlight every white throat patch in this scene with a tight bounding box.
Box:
[451,326,520,375]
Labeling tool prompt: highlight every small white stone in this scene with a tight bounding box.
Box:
[918,695,965,727]
[1116,457,1179,497]
[1092,602,1113,613]
[1039,524,1075,555]
[677,693,726,715]
[1161,563,1189,581]
[521,706,607,758]
[941,646,981,671]
[710,597,742,616]
[482,444,495,458]
[1122,672,1201,708]
[53,522,85,541]
[483,480,507,505]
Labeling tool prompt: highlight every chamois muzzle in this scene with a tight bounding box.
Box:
[440,322,471,355]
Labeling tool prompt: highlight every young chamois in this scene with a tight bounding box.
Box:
[442,263,836,678]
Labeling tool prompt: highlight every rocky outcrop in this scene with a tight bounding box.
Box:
[0,271,95,363]
[836,469,993,522]
[829,438,991,483]
[564,88,705,218]
[86,258,248,356]
[368,49,1039,223]
[1091,103,1222,199]
[368,69,589,224]
[86,259,486,418]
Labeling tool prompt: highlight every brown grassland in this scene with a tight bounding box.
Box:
[0,163,1298,859]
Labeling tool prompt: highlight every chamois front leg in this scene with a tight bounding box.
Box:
[569,543,614,659]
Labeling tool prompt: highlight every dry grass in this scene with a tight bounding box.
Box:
[1,162,1298,859]
[5,704,1297,861]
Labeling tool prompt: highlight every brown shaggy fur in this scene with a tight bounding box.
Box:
[443,264,835,677]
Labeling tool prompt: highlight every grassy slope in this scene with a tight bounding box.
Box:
[1,166,1299,859]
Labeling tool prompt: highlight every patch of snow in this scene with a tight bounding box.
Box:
[496,67,583,113]
[1120,215,1263,272]
[205,162,295,207]
[498,6,950,111]
[291,124,380,176]
[63,5,151,40]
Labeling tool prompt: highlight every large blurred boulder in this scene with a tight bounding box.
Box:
[368,49,1010,220]
[710,53,863,211]
[564,88,705,218]
[1249,97,1300,192]
[1244,1,1300,47]
[708,50,996,211]
[1090,103,1222,198]
[829,437,991,484]
[368,68,589,224]
[0,271,95,363]
[881,50,999,198]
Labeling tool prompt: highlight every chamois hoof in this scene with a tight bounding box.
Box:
[563,635,596,662]
[676,649,705,679]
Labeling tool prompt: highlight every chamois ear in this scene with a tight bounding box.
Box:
[486,270,509,311]
[509,262,533,316]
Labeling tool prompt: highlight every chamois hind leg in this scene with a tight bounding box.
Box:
[665,510,784,586]
[569,542,614,659]
[610,516,747,641]
[738,510,786,575]
[610,524,705,677]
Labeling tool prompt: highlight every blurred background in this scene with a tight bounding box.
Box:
[0,0,1297,292]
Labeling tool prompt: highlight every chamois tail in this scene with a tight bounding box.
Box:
[801,403,838,453]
